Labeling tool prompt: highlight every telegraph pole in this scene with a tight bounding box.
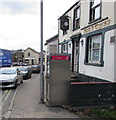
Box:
[40,0,44,104]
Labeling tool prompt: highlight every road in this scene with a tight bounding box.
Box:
[0,88,16,117]
[0,71,31,118]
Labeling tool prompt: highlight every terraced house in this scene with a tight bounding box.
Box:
[58,0,116,82]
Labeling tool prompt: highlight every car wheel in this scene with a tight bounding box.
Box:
[29,74,31,78]
[20,79,23,83]
[14,81,18,89]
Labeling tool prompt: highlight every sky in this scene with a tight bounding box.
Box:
[0,0,78,52]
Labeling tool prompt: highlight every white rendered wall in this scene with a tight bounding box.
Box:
[79,29,115,82]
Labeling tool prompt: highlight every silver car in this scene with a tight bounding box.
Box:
[0,67,23,88]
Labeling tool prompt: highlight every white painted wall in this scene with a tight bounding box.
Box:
[81,1,115,28]
[68,41,72,54]
[58,1,115,82]
[24,48,39,64]
[79,29,115,82]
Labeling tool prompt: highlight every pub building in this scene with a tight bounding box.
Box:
[58,0,116,83]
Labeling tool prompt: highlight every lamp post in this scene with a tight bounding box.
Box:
[40,0,44,104]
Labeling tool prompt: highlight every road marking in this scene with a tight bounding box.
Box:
[5,90,11,101]
[0,90,8,100]
[5,86,19,118]
[0,90,11,110]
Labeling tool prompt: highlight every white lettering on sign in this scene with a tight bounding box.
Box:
[0,52,4,56]
[4,60,7,62]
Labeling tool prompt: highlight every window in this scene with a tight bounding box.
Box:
[90,0,101,22]
[73,7,80,30]
[28,52,30,56]
[63,30,67,35]
[61,44,68,53]
[87,34,102,64]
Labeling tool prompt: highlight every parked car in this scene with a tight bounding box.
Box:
[18,66,32,79]
[0,67,23,89]
[12,62,18,66]
[31,65,40,73]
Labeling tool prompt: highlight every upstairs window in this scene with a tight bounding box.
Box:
[28,52,30,57]
[73,7,80,30]
[90,0,101,22]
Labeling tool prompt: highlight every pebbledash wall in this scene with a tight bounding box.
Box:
[58,0,116,82]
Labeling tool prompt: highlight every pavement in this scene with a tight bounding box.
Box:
[6,74,80,119]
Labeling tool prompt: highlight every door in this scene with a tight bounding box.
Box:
[32,59,34,65]
[72,39,80,73]
[74,40,79,72]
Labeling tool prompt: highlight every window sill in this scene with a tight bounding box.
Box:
[89,17,101,24]
[72,27,80,31]
[84,61,104,67]
[81,17,108,30]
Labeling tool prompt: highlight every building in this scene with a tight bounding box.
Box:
[12,49,24,63]
[23,47,40,65]
[58,0,116,82]
[45,34,59,55]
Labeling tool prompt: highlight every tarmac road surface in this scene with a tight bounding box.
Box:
[0,88,17,118]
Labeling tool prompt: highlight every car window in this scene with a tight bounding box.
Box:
[19,67,28,71]
[0,69,17,74]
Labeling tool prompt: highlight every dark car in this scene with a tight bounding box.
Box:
[18,66,32,79]
[31,65,40,73]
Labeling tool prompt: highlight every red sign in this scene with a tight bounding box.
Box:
[52,55,70,60]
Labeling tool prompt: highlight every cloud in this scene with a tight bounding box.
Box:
[0,1,39,15]
[0,0,39,2]
[0,14,40,51]
[0,4,12,14]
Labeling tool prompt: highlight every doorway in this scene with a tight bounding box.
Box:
[72,37,80,73]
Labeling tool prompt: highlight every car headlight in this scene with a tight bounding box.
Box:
[8,78,15,82]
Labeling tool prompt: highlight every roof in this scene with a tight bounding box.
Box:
[58,1,79,20]
[59,39,71,45]
[12,49,24,54]
[24,47,40,54]
[45,34,58,46]
[0,48,11,52]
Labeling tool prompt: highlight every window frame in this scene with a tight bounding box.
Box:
[89,0,102,23]
[73,6,80,30]
[84,33,104,67]
[88,34,102,64]
[61,43,68,53]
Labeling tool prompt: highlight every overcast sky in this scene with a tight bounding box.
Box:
[0,0,78,52]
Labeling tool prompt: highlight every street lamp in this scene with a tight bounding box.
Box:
[40,0,44,104]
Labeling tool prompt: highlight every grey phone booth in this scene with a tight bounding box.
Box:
[45,53,71,106]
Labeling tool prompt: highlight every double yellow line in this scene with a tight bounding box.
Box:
[0,90,12,110]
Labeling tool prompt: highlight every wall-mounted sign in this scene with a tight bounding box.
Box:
[82,19,110,34]
[52,55,70,60]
